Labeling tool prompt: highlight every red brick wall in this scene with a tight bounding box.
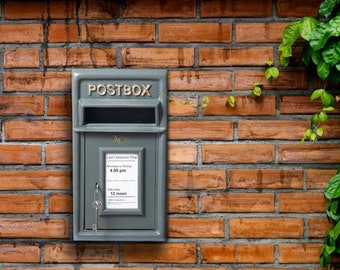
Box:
[0,0,340,269]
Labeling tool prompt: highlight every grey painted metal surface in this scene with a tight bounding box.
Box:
[72,69,167,241]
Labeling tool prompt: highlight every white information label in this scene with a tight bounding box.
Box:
[105,153,138,210]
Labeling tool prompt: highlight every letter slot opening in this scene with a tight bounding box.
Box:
[84,107,156,124]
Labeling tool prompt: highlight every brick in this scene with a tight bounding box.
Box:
[82,24,155,42]
[3,72,71,92]
[200,244,274,263]
[48,96,72,116]
[238,120,309,140]
[4,48,40,68]
[80,0,120,19]
[168,169,226,190]
[236,23,287,43]
[44,243,119,263]
[3,268,73,270]
[279,144,340,164]
[168,218,224,238]
[0,145,41,165]
[168,194,198,214]
[123,0,196,18]
[48,23,78,43]
[229,218,304,238]
[230,169,303,189]
[44,48,116,67]
[168,96,198,117]
[0,218,69,238]
[121,48,194,68]
[0,24,43,43]
[279,243,322,263]
[320,119,340,139]
[276,0,322,17]
[203,95,276,116]
[309,217,330,238]
[0,96,43,116]
[82,268,151,270]
[46,144,72,165]
[0,243,40,263]
[201,193,274,213]
[0,170,71,190]
[169,70,232,91]
[49,193,73,213]
[123,243,196,263]
[5,1,76,19]
[160,268,231,270]
[168,144,197,164]
[279,193,326,213]
[0,194,44,214]
[202,144,274,164]
[5,120,71,141]
[199,47,273,66]
[306,169,337,190]
[201,0,272,17]
[159,23,232,43]
[234,70,308,90]
[280,96,340,114]
[169,121,233,140]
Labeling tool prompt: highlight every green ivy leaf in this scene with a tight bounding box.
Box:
[316,127,324,136]
[310,16,340,50]
[310,132,317,141]
[323,106,335,111]
[201,96,210,109]
[325,173,340,200]
[311,113,319,123]
[300,17,318,40]
[226,96,235,108]
[311,89,325,100]
[317,59,330,80]
[321,91,335,107]
[319,0,339,18]
[282,20,301,46]
[322,40,340,66]
[265,66,279,83]
[319,111,328,122]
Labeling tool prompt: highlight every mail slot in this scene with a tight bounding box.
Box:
[72,69,167,241]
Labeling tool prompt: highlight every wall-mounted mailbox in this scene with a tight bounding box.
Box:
[72,69,167,242]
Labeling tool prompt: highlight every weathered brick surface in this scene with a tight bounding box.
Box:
[0,0,336,269]
[123,243,196,263]
[200,244,274,263]
[4,48,40,68]
[230,169,303,189]
[0,170,71,190]
[199,47,273,66]
[169,70,232,91]
[121,48,195,68]
[203,95,276,116]
[0,243,40,263]
[45,48,117,67]
[159,23,232,43]
[201,193,275,213]
[168,169,226,190]
[48,23,78,43]
[229,218,304,238]
[44,243,119,263]
[168,120,233,140]
[82,24,155,42]
[0,218,69,238]
[168,218,224,238]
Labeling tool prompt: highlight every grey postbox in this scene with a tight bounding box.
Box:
[72,69,167,242]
